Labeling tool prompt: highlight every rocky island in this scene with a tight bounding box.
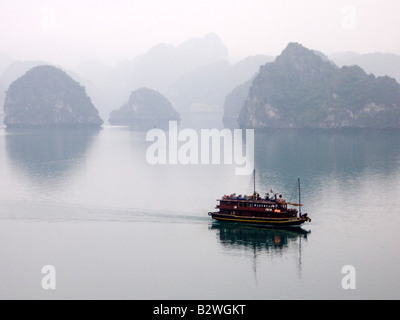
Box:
[238,43,400,129]
[3,65,103,127]
[109,87,180,128]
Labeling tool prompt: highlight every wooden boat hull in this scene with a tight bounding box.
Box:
[209,212,308,227]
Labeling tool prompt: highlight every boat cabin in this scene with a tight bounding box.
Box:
[217,197,298,218]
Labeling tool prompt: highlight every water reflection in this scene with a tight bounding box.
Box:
[210,221,310,279]
[210,221,310,253]
[5,127,100,184]
[111,120,173,132]
[253,129,400,199]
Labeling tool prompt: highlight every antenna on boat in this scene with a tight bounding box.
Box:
[298,177,302,216]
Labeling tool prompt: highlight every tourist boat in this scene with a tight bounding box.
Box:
[208,175,311,227]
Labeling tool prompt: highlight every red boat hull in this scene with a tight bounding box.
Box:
[209,212,309,227]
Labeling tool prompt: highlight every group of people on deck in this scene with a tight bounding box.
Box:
[265,193,286,203]
[222,192,286,203]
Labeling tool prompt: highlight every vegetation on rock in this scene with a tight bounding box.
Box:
[238,43,400,129]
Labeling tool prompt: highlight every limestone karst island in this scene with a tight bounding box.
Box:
[109,87,180,128]
[3,65,103,127]
[225,43,400,129]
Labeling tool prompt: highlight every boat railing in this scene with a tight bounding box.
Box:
[220,195,293,205]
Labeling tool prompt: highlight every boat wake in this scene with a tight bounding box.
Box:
[0,200,210,225]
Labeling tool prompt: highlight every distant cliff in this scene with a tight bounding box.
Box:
[238,43,400,129]
[0,81,5,113]
[330,52,400,84]
[3,65,103,127]
[170,55,273,112]
[75,34,273,117]
[223,79,252,128]
[109,87,180,128]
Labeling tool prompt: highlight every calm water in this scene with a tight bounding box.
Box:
[1,115,400,300]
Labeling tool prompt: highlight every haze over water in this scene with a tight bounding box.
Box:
[1,115,400,299]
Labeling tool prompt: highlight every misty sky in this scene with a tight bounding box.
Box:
[1,0,400,68]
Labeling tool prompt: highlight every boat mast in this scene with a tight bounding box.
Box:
[298,177,302,216]
[253,169,256,195]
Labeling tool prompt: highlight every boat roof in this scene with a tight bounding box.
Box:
[219,198,281,204]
